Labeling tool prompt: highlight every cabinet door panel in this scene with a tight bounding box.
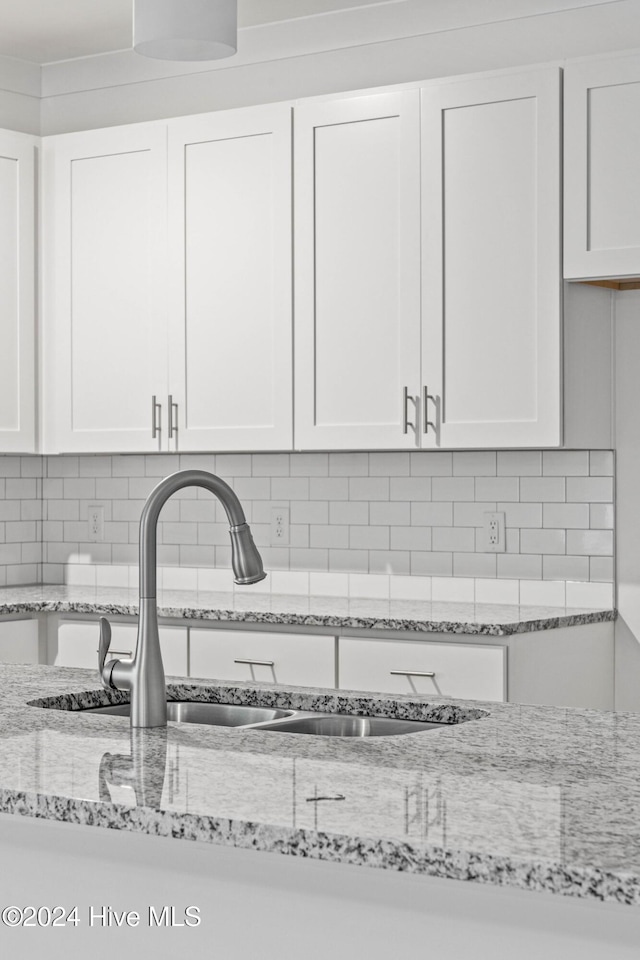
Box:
[43,124,167,452]
[339,636,505,702]
[0,131,35,452]
[422,69,561,447]
[168,105,292,451]
[295,92,421,449]
[565,56,640,278]
[190,628,335,688]
[54,621,187,676]
[0,619,39,664]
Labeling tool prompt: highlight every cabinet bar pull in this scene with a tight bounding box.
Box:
[402,386,415,434]
[234,658,275,668]
[167,395,178,439]
[96,649,132,659]
[423,386,435,434]
[390,669,435,678]
[151,396,162,439]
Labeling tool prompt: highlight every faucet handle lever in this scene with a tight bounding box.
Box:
[98,617,115,688]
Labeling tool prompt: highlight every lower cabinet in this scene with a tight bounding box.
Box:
[338,636,506,702]
[54,621,188,676]
[189,628,335,687]
[0,619,39,664]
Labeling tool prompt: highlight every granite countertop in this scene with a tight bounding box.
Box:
[1,663,639,906]
[0,585,615,636]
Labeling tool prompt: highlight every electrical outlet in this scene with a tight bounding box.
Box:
[482,511,506,553]
[270,507,290,546]
[87,504,105,542]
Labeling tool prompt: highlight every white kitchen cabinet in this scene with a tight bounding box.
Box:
[294,72,561,451]
[565,54,640,280]
[190,627,335,687]
[167,105,293,451]
[42,123,168,453]
[421,68,562,447]
[0,129,36,453]
[0,619,39,664]
[294,91,421,449]
[339,636,506,702]
[53,621,188,676]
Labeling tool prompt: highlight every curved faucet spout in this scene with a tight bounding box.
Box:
[100,469,266,728]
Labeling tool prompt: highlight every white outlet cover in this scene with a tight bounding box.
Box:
[482,511,506,553]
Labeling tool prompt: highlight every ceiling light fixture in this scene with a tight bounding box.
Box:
[133,0,237,62]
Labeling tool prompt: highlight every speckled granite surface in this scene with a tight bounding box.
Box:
[0,663,638,906]
[0,585,615,635]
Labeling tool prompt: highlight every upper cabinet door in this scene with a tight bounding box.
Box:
[565,56,640,280]
[294,92,421,450]
[422,69,561,448]
[43,124,168,453]
[167,105,293,451]
[0,130,36,453]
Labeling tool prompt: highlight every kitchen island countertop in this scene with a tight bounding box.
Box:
[1,662,639,907]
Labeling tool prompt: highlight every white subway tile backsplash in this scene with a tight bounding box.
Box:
[432,577,474,602]
[565,581,614,608]
[309,571,349,597]
[475,578,519,604]
[370,502,410,526]
[389,574,431,601]
[0,451,616,600]
[330,501,369,525]
[349,573,389,599]
[410,452,453,476]
[350,477,389,501]
[369,452,410,476]
[590,503,614,529]
[542,451,589,476]
[566,529,613,556]
[329,453,369,476]
[432,527,475,552]
[543,503,590,529]
[543,555,590,581]
[519,579,566,606]
[520,477,565,502]
[566,477,613,503]
[431,477,474,501]
[497,451,541,476]
[411,552,453,577]
[270,571,309,595]
[369,550,411,575]
[411,502,453,526]
[475,477,519,502]
[589,451,614,476]
[453,452,496,476]
[453,553,497,578]
[351,526,389,550]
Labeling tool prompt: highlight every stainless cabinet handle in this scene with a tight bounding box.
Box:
[423,386,435,434]
[96,648,133,660]
[167,395,178,439]
[403,386,415,434]
[390,669,436,678]
[151,396,162,439]
[306,794,346,803]
[234,658,275,668]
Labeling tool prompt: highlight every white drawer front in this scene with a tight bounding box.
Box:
[0,620,39,664]
[55,621,188,676]
[339,637,505,702]
[190,629,335,688]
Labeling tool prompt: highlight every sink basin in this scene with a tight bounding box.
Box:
[258,714,447,737]
[83,702,293,727]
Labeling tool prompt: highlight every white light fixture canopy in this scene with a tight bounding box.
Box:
[133,0,237,62]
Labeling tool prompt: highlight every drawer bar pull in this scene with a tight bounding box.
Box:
[390,669,435,679]
[234,658,275,668]
[306,794,346,803]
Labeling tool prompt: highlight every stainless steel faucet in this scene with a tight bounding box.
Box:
[97,469,266,728]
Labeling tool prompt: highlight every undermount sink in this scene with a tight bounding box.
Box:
[257,715,446,737]
[78,701,448,736]
[84,702,293,727]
